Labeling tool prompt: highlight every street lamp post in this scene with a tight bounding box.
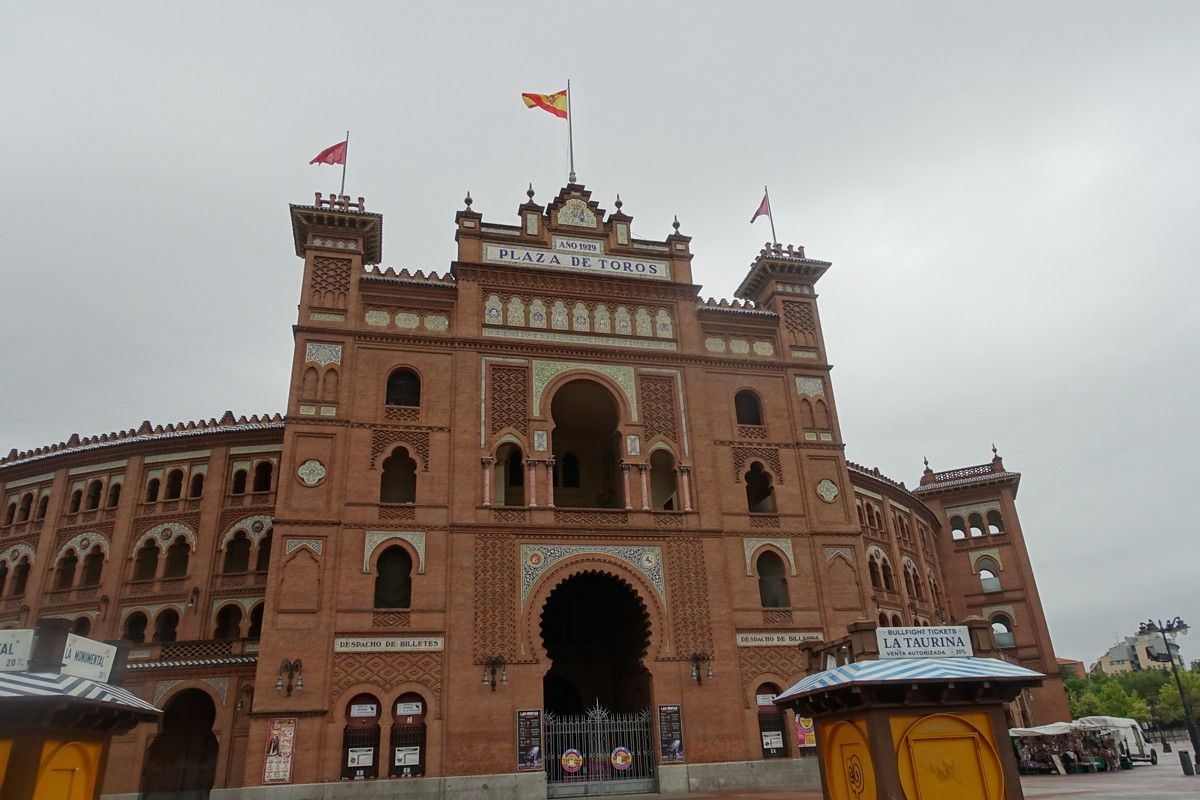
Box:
[1140,617,1199,759]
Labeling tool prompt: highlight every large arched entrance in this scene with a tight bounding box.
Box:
[141,688,219,799]
[540,571,656,795]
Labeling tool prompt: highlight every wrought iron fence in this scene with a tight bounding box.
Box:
[545,701,655,797]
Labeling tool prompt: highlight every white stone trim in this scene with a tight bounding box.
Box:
[744,538,797,576]
[363,531,426,574]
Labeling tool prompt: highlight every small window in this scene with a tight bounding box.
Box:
[17,494,33,522]
[734,390,763,426]
[72,617,91,636]
[247,604,264,639]
[223,532,251,574]
[0,561,7,596]
[163,537,190,578]
[10,559,30,596]
[978,558,1001,593]
[123,612,148,644]
[756,551,789,608]
[255,530,273,573]
[868,557,882,589]
[189,473,205,499]
[881,559,896,592]
[69,490,83,513]
[153,609,179,643]
[85,480,102,510]
[213,605,242,640]
[145,478,160,503]
[991,614,1015,648]
[133,541,160,581]
[968,513,985,537]
[380,448,417,504]
[386,369,421,407]
[164,470,184,500]
[745,462,776,513]
[106,482,121,508]
[987,510,1005,534]
[3,503,14,526]
[252,462,273,493]
[55,550,79,589]
[949,515,966,540]
[35,496,48,520]
[649,449,678,511]
[79,547,104,586]
[231,470,247,495]
[374,546,413,609]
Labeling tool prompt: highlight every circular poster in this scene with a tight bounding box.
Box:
[610,747,633,771]
[561,749,583,773]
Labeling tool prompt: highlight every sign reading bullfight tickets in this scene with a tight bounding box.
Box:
[875,626,973,659]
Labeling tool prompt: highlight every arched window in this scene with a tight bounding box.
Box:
[991,614,1015,648]
[223,532,251,574]
[734,390,763,426]
[252,462,273,493]
[0,561,7,596]
[891,613,903,627]
[35,496,48,520]
[85,480,103,510]
[55,550,79,589]
[386,369,421,407]
[213,605,243,639]
[124,612,148,643]
[649,450,679,510]
[145,478,160,503]
[903,567,915,597]
[977,558,1001,593]
[756,551,789,608]
[342,694,382,780]
[231,470,247,495]
[881,558,896,592]
[868,557,882,589]
[878,612,889,627]
[374,546,413,609]
[163,537,190,578]
[189,473,205,498]
[10,559,29,596]
[69,490,83,513]
[72,617,91,636]
[164,470,184,500]
[17,494,33,522]
[80,546,104,586]
[153,609,179,643]
[949,515,966,540]
[3,503,13,526]
[968,513,985,537]
[987,510,1005,534]
[559,452,580,488]
[745,462,776,513]
[380,448,417,504]
[855,501,865,526]
[549,380,623,508]
[106,482,121,508]
[133,541,160,581]
[494,443,525,507]
[247,604,264,639]
[255,530,273,573]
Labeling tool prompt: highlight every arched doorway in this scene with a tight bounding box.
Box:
[540,571,656,796]
[540,572,650,713]
[549,380,624,509]
[142,688,218,799]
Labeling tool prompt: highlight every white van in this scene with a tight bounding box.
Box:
[1077,716,1157,765]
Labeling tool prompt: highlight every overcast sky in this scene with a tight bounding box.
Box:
[2,2,1197,668]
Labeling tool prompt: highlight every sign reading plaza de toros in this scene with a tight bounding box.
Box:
[483,236,672,281]
[875,626,974,659]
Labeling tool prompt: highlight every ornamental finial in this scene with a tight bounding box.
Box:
[672,215,681,233]
[614,193,622,211]
[527,183,535,201]
[464,190,472,208]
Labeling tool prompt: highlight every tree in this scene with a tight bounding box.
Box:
[1070,690,1103,719]
[1157,671,1200,725]
[1116,669,1170,705]
[1095,681,1150,721]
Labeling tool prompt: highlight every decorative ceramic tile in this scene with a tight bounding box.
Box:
[520,544,664,602]
[824,546,853,561]
[153,680,182,706]
[363,530,426,574]
[655,310,673,338]
[625,435,641,456]
[743,538,797,576]
[572,302,589,332]
[319,406,336,416]
[135,522,197,553]
[551,301,568,330]
[203,677,229,706]
[593,305,611,333]
[556,198,597,228]
[56,531,109,562]
[816,479,839,503]
[482,328,677,352]
[791,349,819,360]
[507,297,526,327]
[297,459,326,487]
[729,339,750,354]
[532,360,638,421]
[285,538,323,556]
[298,405,316,415]
[752,341,774,356]
[310,312,345,322]
[529,300,547,328]
[221,515,274,547]
[395,312,420,329]
[424,314,448,332]
[704,337,727,353]
[2,543,35,566]
[485,295,503,325]
[533,431,548,452]
[525,213,539,235]
[615,307,632,335]
[795,377,825,397]
[305,343,342,366]
[616,223,629,245]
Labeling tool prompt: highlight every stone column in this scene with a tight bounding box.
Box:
[526,460,538,508]
[545,459,556,508]
[481,458,493,507]
[638,464,650,511]
[620,463,632,510]
[679,466,693,512]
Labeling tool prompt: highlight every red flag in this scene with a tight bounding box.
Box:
[750,192,771,223]
[310,140,347,165]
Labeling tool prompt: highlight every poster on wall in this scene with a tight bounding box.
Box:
[516,709,544,771]
[262,717,297,784]
[394,746,421,767]
[795,716,816,749]
[658,704,685,763]
[347,747,375,768]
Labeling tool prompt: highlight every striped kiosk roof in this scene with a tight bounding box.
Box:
[0,671,160,714]
[776,657,1044,703]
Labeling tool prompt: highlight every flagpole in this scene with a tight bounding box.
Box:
[340,131,350,197]
[567,80,576,184]
[764,184,777,245]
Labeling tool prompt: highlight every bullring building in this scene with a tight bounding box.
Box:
[0,184,1069,798]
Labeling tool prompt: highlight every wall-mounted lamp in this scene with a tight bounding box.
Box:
[481,656,508,691]
[187,587,200,612]
[690,652,714,685]
[276,658,303,696]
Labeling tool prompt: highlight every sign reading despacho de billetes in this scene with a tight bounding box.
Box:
[876,626,973,659]
[482,236,671,281]
[736,631,823,647]
[333,636,445,653]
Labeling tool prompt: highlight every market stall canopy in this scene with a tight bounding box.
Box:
[0,671,159,715]
[1009,721,1108,737]
[776,657,1045,704]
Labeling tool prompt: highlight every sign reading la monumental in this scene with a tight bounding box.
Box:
[0,182,1069,798]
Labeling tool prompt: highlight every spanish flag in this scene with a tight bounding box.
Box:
[522,89,568,119]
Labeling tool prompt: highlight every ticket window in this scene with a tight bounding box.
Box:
[756,683,789,759]
[389,692,427,778]
[341,694,381,780]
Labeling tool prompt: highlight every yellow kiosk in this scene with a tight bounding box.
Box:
[775,619,1042,800]
[0,618,160,799]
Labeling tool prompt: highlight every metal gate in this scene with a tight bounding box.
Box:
[545,701,656,797]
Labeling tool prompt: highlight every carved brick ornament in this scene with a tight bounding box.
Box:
[490,365,529,436]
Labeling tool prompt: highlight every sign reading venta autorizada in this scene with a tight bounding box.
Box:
[876,626,974,659]
[483,237,671,281]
